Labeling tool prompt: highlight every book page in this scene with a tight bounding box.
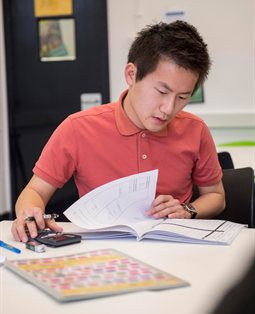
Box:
[143,219,245,245]
[64,170,158,229]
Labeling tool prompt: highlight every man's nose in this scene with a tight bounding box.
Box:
[160,97,175,115]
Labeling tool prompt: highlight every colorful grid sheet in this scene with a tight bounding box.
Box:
[5,248,189,301]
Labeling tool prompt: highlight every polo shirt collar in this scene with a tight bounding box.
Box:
[115,90,168,137]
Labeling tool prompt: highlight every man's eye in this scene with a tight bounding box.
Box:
[156,89,167,95]
[179,96,189,100]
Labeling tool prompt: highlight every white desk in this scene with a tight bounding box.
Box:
[1,221,255,314]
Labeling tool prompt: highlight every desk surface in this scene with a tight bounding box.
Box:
[1,221,255,314]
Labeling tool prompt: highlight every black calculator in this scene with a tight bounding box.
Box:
[35,229,82,247]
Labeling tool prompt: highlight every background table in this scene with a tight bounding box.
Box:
[1,220,255,314]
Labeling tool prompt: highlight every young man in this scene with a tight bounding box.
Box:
[12,21,225,242]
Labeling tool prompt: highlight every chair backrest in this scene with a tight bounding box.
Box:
[217,151,234,169]
[192,167,254,227]
[214,167,254,227]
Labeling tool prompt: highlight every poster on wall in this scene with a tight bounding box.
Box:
[38,18,76,62]
[34,0,73,17]
[189,86,204,104]
[164,10,185,23]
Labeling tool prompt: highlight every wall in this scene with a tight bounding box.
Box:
[107,0,255,167]
[0,0,11,215]
[0,0,254,214]
[107,0,254,116]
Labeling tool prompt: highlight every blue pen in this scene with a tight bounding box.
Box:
[0,240,21,254]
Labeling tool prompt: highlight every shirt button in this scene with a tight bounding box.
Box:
[141,154,147,160]
[141,132,146,138]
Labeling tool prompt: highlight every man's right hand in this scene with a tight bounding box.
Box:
[11,207,63,242]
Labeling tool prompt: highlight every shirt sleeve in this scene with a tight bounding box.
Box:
[192,124,222,186]
[33,117,77,188]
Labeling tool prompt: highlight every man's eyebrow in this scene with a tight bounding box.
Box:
[158,81,193,95]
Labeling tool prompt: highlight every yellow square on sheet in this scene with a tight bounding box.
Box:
[34,0,73,17]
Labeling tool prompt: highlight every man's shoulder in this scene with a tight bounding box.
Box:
[176,110,206,125]
[68,102,117,121]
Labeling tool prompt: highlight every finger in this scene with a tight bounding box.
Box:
[16,208,44,241]
[155,201,184,218]
[147,204,166,216]
[15,218,30,242]
[148,204,172,218]
[168,206,191,219]
[46,219,63,233]
[151,195,173,207]
[25,219,40,239]
[33,208,46,230]
[147,201,168,216]
[168,212,182,218]
[147,202,166,216]
[148,199,180,217]
[153,206,176,218]
[23,208,45,238]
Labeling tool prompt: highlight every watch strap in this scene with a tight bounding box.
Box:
[181,203,197,219]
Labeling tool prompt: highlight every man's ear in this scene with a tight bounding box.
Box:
[124,63,137,86]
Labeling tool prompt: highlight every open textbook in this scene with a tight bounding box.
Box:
[64,170,245,245]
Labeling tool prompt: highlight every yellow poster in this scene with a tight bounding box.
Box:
[34,0,73,17]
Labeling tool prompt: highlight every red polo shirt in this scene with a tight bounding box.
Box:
[33,91,222,203]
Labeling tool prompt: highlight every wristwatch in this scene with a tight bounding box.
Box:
[181,203,197,219]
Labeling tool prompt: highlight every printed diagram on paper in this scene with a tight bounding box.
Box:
[64,170,158,229]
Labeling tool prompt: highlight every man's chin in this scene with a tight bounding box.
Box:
[146,124,168,133]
